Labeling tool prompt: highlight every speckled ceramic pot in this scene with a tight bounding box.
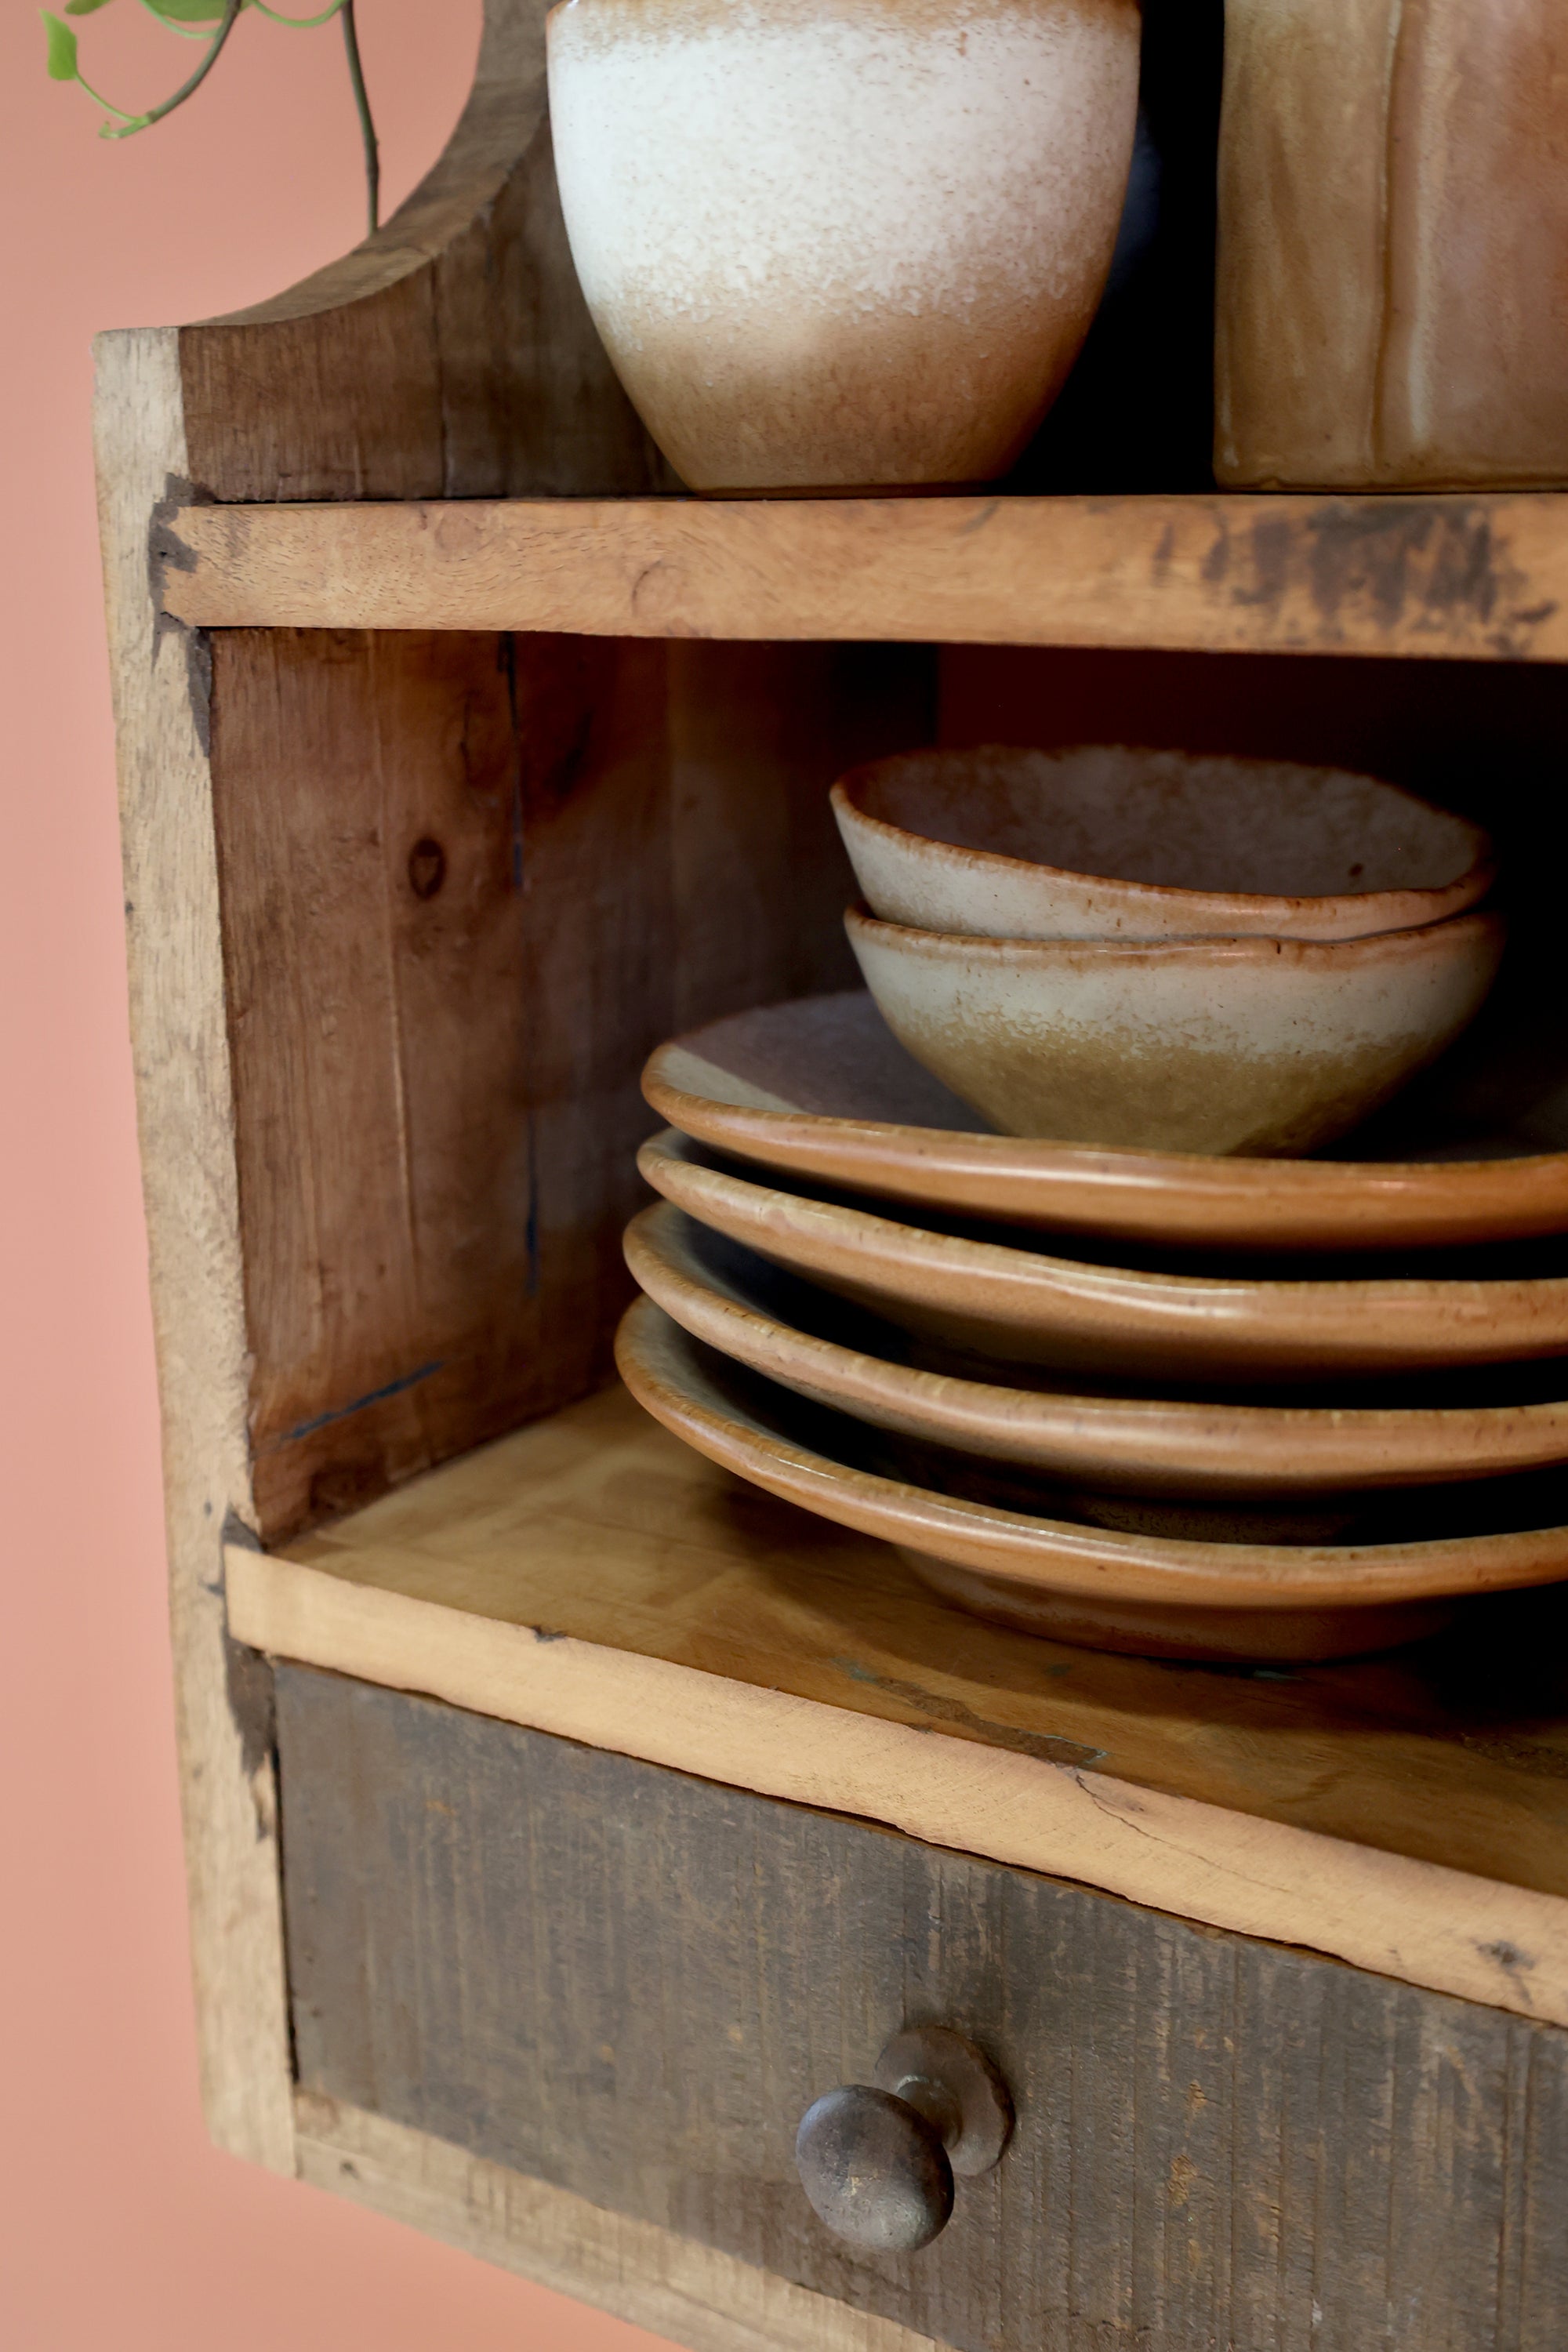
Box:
[546,0,1142,491]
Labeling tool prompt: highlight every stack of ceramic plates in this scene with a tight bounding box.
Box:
[617,989,1568,1662]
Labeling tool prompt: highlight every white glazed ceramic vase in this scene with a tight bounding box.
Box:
[546,0,1142,492]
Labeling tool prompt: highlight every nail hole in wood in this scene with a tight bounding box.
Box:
[408,837,447,899]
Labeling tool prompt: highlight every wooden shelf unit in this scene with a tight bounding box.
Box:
[97,0,1568,2341]
[162,489,1568,662]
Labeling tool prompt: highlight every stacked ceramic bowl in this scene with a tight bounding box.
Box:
[619,748,1568,1664]
[834,746,1505,1156]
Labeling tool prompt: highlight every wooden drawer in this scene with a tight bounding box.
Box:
[277,1664,1568,2352]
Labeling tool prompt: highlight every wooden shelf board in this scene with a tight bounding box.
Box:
[162,492,1568,661]
[296,2093,935,2352]
[228,1378,1568,2027]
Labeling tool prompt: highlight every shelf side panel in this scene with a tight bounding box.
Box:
[212,631,931,1543]
[94,327,295,2171]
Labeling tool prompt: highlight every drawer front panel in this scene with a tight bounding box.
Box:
[277,1665,1568,2352]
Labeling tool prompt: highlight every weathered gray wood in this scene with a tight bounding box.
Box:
[295,2093,947,2352]
[277,1668,1568,2352]
[95,327,296,2172]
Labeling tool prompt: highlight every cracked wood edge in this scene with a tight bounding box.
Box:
[295,2094,940,2352]
[159,492,1568,662]
[96,326,293,2171]
[228,1544,1568,2028]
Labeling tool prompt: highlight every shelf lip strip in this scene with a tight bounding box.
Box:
[160,491,1568,659]
[229,1540,1568,2028]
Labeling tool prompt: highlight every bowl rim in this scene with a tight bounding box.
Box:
[843,898,1508,967]
[831,747,1497,932]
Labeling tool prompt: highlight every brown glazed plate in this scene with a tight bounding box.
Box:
[624,1200,1568,1501]
[614,1295,1568,1662]
[641,990,1568,1253]
[637,1129,1568,1385]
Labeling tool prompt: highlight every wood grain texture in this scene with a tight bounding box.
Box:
[296,2095,941,2352]
[1217,0,1568,491]
[93,328,294,2170]
[227,1381,1568,2024]
[209,626,666,1537]
[175,0,669,502]
[92,0,682,2172]
[158,492,1568,662]
[209,630,923,1544]
[278,1669,1568,2352]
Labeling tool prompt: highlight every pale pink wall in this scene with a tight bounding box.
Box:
[0,7,670,2346]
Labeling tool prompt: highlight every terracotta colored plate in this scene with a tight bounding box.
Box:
[614,1295,1568,1662]
[637,1129,1568,1384]
[641,990,1568,1253]
[624,1200,1568,1501]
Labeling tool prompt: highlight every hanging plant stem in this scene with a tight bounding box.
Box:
[250,2,349,21]
[45,0,381,234]
[101,0,242,136]
[339,0,379,234]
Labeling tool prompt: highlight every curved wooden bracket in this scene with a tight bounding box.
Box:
[176,0,671,501]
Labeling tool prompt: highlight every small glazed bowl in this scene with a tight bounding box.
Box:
[832,746,1494,940]
[546,0,1141,492]
[844,903,1506,1155]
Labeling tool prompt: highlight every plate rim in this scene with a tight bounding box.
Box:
[615,1294,1568,1610]
[624,1199,1568,1497]
[642,992,1568,1253]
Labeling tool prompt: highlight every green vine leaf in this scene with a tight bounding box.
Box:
[42,0,376,230]
[133,0,227,35]
[42,12,80,77]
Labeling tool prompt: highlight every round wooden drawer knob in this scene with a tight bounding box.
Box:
[793,2024,1014,2252]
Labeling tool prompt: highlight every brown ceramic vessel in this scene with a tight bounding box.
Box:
[626,1200,1568,1501]
[1218,0,1568,488]
[641,993,1568,1254]
[637,1129,1568,1384]
[833,746,1493,942]
[615,1297,1568,1661]
[846,905,1505,1156]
